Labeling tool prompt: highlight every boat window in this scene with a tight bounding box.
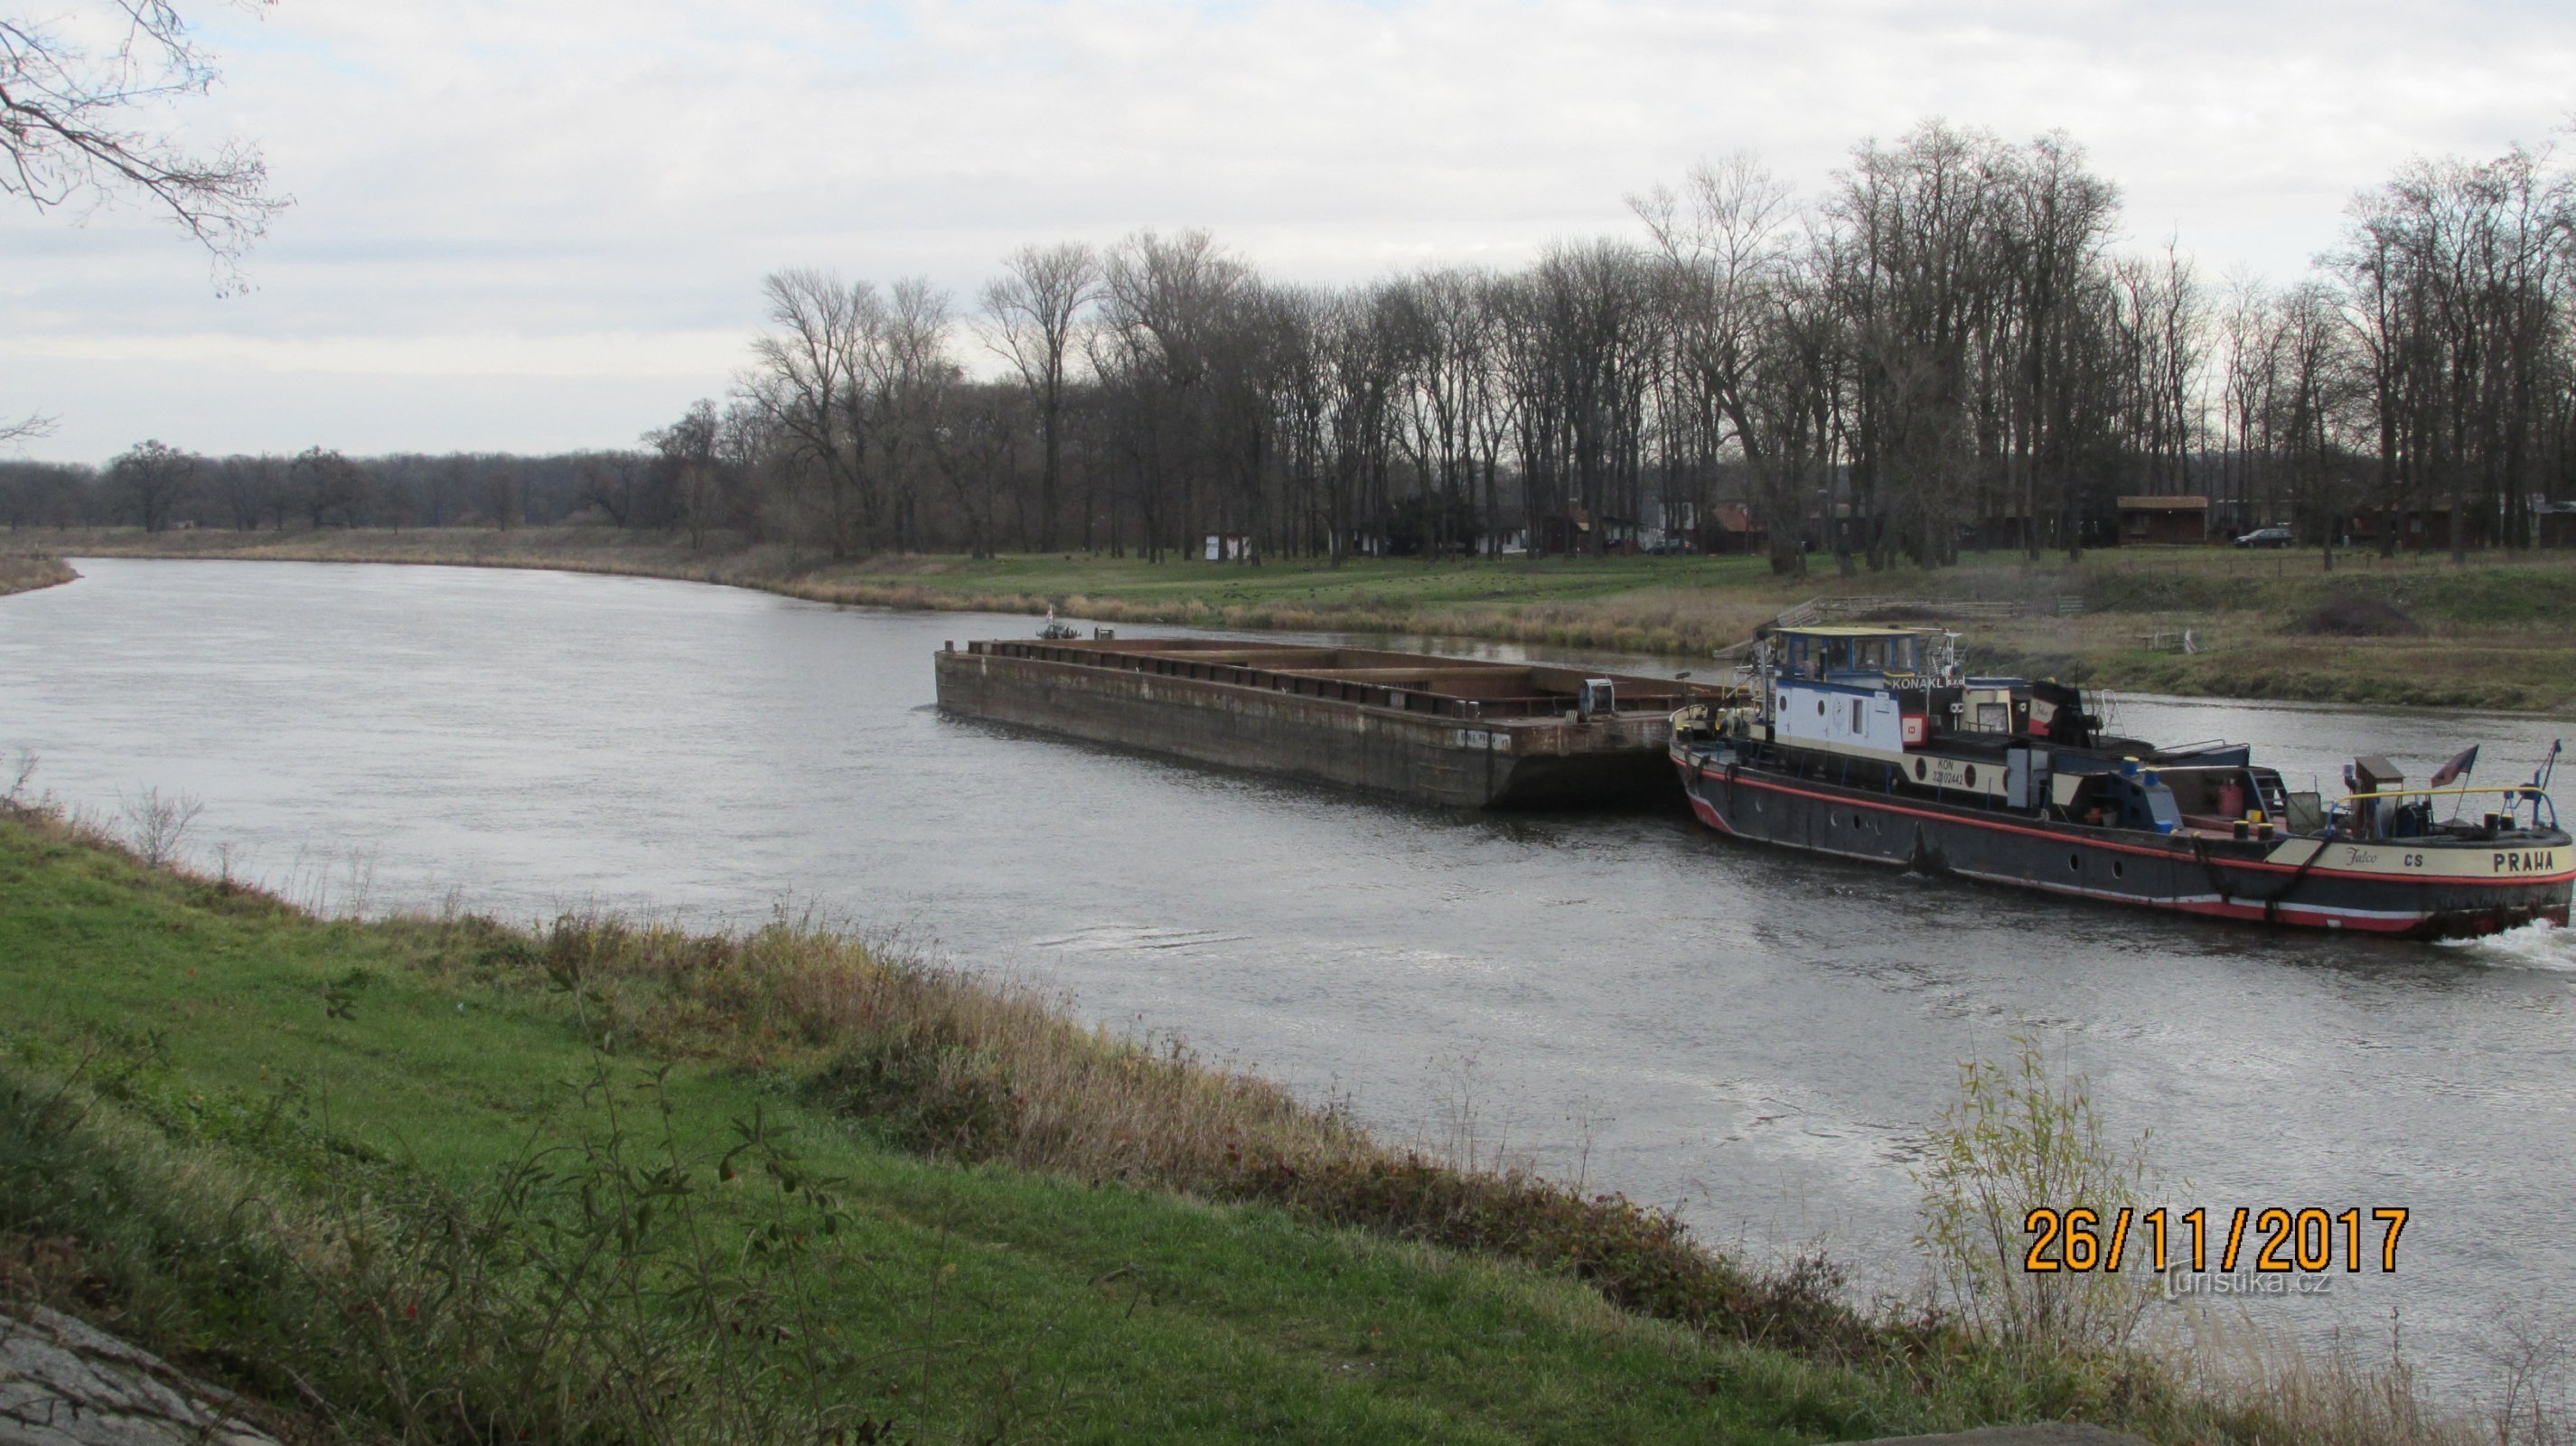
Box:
[1850,699,1864,734]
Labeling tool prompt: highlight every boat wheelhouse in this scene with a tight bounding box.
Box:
[1670,624,2571,938]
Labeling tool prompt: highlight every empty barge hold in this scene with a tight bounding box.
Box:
[935,636,1740,808]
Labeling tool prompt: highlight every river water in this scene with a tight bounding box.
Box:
[5,558,2571,1384]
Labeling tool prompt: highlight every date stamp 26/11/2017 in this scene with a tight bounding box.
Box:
[2021,1207,2408,1276]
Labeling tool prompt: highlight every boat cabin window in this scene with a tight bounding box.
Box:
[1781,632,1920,679]
[2159,766,2298,826]
[2059,774,2180,833]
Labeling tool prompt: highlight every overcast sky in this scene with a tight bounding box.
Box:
[5,0,2571,465]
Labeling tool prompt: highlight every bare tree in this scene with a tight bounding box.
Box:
[1,2,286,276]
[646,399,726,550]
[1098,230,1257,560]
[208,452,281,529]
[118,784,203,867]
[481,458,521,530]
[1635,152,1807,571]
[745,268,878,559]
[291,445,363,527]
[979,242,1099,552]
[5,2,286,439]
[107,438,197,531]
[868,276,959,552]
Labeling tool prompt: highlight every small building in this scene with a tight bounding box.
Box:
[2353,499,2492,552]
[2536,502,2576,549]
[1534,505,1641,556]
[2115,495,2210,546]
[1694,503,1766,556]
[1202,532,1254,562]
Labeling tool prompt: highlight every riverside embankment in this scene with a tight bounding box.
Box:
[0,783,2504,1445]
[43,524,2576,710]
[6,557,2572,1412]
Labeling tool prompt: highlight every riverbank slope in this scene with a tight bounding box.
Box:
[2,800,2474,1444]
[0,803,2036,1443]
[40,526,2576,710]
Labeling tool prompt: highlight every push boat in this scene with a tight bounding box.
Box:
[1668,624,2572,938]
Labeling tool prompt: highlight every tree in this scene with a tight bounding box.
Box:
[646,399,727,550]
[5,2,287,438]
[1634,152,1810,572]
[867,276,959,553]
[290,446,362,527]
[979,242,1099,552]
[1,2,286,270]
[207,452,281,529]
[107,438,197,531]
[481,459,521,530]
[745,268,877,559]
[1097,230,1251,560]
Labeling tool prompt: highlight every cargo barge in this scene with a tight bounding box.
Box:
[935,635,1739,808]
[1671,624,2572,938]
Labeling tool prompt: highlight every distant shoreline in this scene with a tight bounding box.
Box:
[30,525,2576,712]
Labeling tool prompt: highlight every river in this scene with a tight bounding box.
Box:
[5,557,2571,1385]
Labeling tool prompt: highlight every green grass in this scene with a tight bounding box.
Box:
[0,809,2014,1444]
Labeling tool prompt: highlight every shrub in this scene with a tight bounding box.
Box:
[1913,1034,2157,1357]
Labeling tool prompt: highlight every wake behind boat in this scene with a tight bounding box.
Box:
[1670,624,2572,938]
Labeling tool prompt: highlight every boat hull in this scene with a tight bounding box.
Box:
[1675,746,2574,939]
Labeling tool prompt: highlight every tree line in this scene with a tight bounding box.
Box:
[23,120,2574,573]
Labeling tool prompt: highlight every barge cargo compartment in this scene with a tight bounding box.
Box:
[935,637,1738,808]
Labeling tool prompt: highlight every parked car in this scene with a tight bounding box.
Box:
[2233,526,2294,549]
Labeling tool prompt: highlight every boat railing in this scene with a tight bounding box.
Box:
[2333,784,2552,804]
[2334,784,2562,834]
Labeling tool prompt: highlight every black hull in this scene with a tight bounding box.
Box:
[1677,748,2573,939]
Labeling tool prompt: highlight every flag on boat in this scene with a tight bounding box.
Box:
[2431,745,2479,788]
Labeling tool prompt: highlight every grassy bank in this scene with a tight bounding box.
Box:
[42,525,2576,709]
[0,550,76,596]
[5,795,2515,1443]
[0,800,2056,1443]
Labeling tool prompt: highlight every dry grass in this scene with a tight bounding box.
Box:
[441,911,1882,1358]
[0,551,76,596]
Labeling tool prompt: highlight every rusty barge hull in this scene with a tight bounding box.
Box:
[933,638,1734,808]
